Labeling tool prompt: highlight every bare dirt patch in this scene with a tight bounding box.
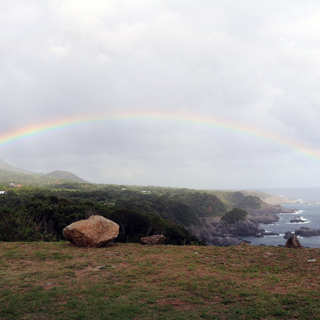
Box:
[75,265,104,277]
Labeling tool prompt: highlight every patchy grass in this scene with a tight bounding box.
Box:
[1,242,320,319]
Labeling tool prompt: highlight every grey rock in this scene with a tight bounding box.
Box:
[295,227,320,237]
[254,233,264,238]
[290,216,307,223]
[215,214,263,236]
[251,213,280,224]
[284,231,294,239]
[209,236,242,247]
[261,231,279,236]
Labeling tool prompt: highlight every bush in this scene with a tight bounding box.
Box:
[221,208,248,224]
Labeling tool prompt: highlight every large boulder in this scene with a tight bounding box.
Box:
[63,215,119,247]
[140,234,166,245]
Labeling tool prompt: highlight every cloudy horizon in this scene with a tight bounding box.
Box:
[2,0,320,189]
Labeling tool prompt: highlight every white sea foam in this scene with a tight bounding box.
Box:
[290,210,304,215]
[279,210,303,215]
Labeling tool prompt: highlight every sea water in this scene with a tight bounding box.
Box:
[241,187,320,248]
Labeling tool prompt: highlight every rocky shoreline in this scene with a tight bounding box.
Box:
[187,203,299,247]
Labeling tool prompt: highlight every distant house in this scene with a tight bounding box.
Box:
[10,182,22,188]
[0,191,7,195]
[9,183,22,187]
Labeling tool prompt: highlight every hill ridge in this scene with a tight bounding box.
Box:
[45,170,87,183]
[0,159,87,183]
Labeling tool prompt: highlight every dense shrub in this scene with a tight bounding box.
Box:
[221,208,248,224]
[0,192,201,245]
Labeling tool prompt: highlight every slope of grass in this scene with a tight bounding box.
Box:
[1,242,320,319]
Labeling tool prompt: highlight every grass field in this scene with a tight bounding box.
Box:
[1,242,320,319]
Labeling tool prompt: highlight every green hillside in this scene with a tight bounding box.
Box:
[0,159,88,186]
[0,158,31,174]
[45,170,87,183]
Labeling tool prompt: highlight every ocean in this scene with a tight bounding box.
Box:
[241,187,320,248]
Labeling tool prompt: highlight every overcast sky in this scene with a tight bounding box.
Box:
[2,0,320,189]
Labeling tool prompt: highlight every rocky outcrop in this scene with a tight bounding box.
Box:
[251,212,280,224]
[63,215,119,247]
[295,227,320,237]
[260,231,279,236]
[210,236,243,247]
[186,217,247,247]
[187,215,264,247]
[284,231,294,239]
[248,203,296,215]
[186,218,220,246]
[215,214,264,236]
[186,201,297,247]
[290,216,307,223]
[140,234,166,245]
[244,203,296,225]
[285,235,302,248]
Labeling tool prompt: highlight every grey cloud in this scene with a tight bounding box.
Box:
[2,0,320,188]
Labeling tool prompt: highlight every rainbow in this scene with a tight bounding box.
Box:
[0,111,319,162]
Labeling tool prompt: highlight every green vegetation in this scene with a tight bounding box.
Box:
[0,177,269,245]
[221,208,248,224]
[1,242,320,319]
[0,191,200,245]
[1,166,314,319]
[45,170,87,183]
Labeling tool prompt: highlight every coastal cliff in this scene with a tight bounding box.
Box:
[187,214,265,246]
[187,202,294,246]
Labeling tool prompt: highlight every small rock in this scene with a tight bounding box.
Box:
[290,216,307,223]
[254,233,264,238]
[285,235,302,249]
[263,252,273,257]
[307,259,317,262]
[140,234,166,245]
[236,241,248,246]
